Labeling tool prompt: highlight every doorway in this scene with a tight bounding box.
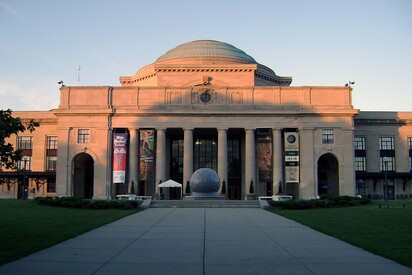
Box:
[317,153,339,196]
[72,153,94,199]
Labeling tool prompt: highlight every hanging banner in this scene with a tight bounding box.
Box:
[284,132,299,183]
[113,133,128,184]
[257,131,272,182]
[139,130,155,181]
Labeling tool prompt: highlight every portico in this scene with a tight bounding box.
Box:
[118,126,286,200]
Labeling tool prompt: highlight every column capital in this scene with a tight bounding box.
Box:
[272,128,282,133]
[245,128,255,132]
[129,128,139,134]
[217,128,228,132]
[156,128,166,132]
[183,128,194,132]
[300,127,315,132]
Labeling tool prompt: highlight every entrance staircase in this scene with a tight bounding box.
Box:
[150,200,261,208]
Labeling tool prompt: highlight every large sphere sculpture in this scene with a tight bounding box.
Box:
[190,168,220,196]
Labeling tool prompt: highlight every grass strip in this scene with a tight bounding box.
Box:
[0,200,140,265]
[268,200,412,268]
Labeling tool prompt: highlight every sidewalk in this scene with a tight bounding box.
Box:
[1,208,411,274]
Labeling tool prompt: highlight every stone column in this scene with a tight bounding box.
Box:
[300,127,315,199]
[183,128,193,192]
[245,128,256,197]
[218,128,228,191]
[272,128,283,194]
[128,129,139,194]
[155,128,166,192]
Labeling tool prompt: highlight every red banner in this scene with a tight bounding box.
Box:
[113,133,128,183]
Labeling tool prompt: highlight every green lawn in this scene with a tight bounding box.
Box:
[0,200,140,266]
[268,200,412,268]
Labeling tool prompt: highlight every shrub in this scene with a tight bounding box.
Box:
[268,195,370,210]
[34,197,141,210]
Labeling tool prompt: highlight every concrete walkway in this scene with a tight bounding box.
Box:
[1,208,411,275]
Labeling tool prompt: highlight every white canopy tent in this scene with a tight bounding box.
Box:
[158,179,183,199]
[158,180,182,188]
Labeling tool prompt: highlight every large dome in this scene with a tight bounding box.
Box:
[155,40,257,64]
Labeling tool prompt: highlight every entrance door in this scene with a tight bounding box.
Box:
[383,180,395,200]
[317,153,339,196]
[72,153,94,199]
[228,186,240,200]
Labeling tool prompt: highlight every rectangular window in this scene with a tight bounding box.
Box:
[47,179,56,193]
[322,129,334,144]
[354,136,366,171]
[47,136,58,149]
[355,157,366,171]
[380,157,395,171]
[379,137,395,171]
[17,137,32,170]
[18,136,32,149]
[379,137,394,150]
[170,139,184,181]
[354,136,366,150]
[46,136,58,171]
[17,156,32,170]
[78,129,90,144]
[46,156,57,171]
[409,137,412,171]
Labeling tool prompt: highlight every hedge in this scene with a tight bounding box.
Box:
[268,195,371,210]
[34,196,142,210]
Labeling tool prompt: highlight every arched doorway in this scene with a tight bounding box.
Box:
[317,153,339,196]
[72,153,94,199]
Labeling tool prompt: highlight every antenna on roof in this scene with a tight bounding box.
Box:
[77,65,81,86]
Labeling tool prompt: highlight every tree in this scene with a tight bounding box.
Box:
[130,180,135,194]
[221,180,226,194]
[0,109,39,169]
[249,178,254,194]
[277,181,283,194]
[185,180,190,194]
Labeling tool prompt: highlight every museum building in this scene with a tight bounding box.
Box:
[1,40,411,200]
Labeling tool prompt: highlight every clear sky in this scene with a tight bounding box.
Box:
[0,0,411,111]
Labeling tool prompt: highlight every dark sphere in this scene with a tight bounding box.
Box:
[190,168,220,194]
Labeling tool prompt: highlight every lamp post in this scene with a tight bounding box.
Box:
[383,156,388,202]
[22,156,28,200]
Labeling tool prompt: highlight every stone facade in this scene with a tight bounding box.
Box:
[1,40,411,200]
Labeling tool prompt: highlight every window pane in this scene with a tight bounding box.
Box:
[322,129,334,144]
[379,137,394,150]
[355,157,366,171]
[78,129,90,143]
[47,179,56,193]
[17,156,31,170]
[18,137,32,149]
[47,136,58,149]
[354,136,366,150]
[46,156,57,171]
[380,157,395,171]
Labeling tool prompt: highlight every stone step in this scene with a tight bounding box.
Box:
[150,200,261,208]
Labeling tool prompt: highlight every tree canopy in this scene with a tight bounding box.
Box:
[0,109,39,169]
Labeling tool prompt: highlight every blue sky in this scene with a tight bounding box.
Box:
[1,0,411,111]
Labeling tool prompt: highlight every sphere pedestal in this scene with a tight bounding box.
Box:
[184,168,228,200]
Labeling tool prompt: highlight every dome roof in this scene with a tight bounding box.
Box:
[155,40,256,64]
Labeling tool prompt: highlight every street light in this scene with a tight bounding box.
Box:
[383,156,389,202]
[22,156,28,200]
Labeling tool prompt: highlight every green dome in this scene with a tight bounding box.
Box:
[155,40,257,64]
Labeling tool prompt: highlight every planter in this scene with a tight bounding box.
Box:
[246,194,257,200]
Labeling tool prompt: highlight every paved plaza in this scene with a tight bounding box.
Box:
[1,208,411,275]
